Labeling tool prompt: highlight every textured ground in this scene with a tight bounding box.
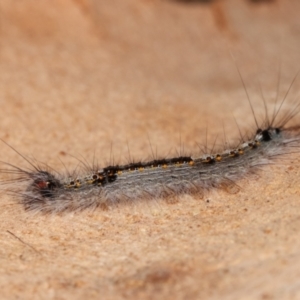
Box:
[0,0,300,299]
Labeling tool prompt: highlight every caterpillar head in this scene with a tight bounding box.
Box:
[29,171,62,199]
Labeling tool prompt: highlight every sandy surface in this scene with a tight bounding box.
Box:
[0,0,300,299]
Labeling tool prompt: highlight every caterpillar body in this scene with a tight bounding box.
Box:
[1,101,300,213]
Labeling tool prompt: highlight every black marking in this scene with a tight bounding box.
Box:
[261,129,272,142]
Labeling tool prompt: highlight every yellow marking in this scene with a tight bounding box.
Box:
[139,167,145,172]
[117,171,123,175]
[189,161,194,166]
[163,164,168,169]
[75,180,81,187]
[238,149,244,155]
[216,155,222,161]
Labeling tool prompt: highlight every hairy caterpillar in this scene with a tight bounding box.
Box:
[1,72,300,213]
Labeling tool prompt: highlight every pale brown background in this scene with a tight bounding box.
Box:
[1,0,300,299]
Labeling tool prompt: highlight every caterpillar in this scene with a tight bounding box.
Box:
[1,71,300,213]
